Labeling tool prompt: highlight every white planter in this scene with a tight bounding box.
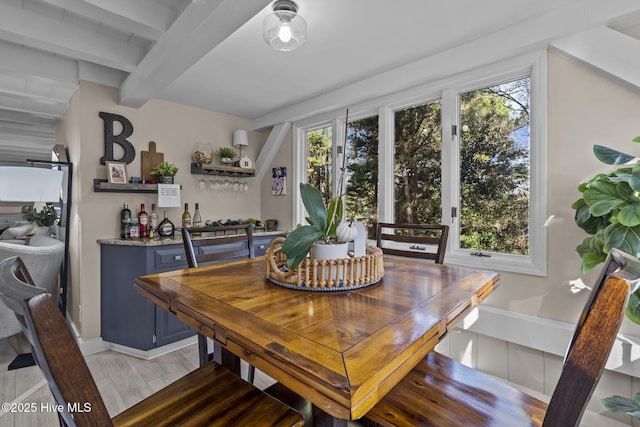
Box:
[310,242,348,282]
[310,242,348,260]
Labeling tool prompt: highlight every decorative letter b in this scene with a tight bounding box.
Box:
[100,112,135,164]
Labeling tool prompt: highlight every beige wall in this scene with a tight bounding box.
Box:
[485,51,640,334]
[58,81,267,340]
[260,129,294,232]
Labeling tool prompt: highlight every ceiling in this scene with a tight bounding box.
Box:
[1,0,640,163]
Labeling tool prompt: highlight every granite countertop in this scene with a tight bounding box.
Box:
[97,230,285,246]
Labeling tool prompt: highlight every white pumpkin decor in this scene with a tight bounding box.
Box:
[336,221,357,242]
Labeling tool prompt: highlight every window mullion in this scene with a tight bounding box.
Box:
[441,87,458,250]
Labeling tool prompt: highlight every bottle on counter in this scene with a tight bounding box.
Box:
[158,211,175,237]
[138,203,149,238]
[192,203,202,236]
[120,203,131,239]
[182,203,191,229]
[149,203,159,238]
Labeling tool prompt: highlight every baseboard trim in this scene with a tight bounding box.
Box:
[77,336,198,360]
[461,305,640,378]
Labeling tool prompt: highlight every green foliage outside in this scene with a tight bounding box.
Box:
[459,80,530,254]
[305,79,530,255]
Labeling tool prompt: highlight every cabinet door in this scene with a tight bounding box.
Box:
[155,307,195,347]
[101,245,156,350]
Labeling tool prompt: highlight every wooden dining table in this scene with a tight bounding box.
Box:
[134,255,499,425]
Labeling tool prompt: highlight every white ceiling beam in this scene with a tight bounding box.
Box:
[255,122,291,181]
[0,110,58,128]
[39,0,169,40]
[81,0,177,35]
[551,27,640,92]
[253,0,640,130]
[0,40,78,86]
[0,2,144,72]
[119,0,271,109]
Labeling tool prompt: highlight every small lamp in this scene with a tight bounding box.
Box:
[263,0,307,52]
[233,130,249,159]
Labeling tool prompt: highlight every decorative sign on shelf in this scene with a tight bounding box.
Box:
[239,156,253,169]
[99,112,135,165]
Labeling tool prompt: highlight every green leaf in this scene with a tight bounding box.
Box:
[584,181,627,217]
[603,223,640,256]
[571,198,586,210]
[626,290,640,325]
[593,145,636,165]
[619,203,640,227]
[581,251,607,274]
[326,196,344,238]
[300,183,327,233]
[633,136,640,143]
[631,163,640,192]
[281,225,324,270]
[574,204,610,235]
[602,395,640,414]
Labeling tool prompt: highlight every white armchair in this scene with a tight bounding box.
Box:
[0,235,64,356]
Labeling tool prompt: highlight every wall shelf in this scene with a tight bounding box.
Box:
[93,179,168,193]
[191,163,255,177]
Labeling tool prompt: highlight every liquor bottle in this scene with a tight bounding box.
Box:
[120,203,131,239]
[192,203,202,236]
[149,203,159,238]
[138,203,149,238]
[182,203,191,229]
[158,211,175,237]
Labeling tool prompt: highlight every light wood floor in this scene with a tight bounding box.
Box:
[0,336,276,427]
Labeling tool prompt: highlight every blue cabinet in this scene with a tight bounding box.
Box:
[100,243,194,350]
[99,232,284,351]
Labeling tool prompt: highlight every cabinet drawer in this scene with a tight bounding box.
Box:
[154,247,188,270]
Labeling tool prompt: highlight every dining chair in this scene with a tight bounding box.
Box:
[366,248,636,427]
[0,256,303,427]
[182,224,256,382]
[376,223,449,263]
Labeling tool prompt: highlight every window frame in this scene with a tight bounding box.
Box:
[293,52,547,275]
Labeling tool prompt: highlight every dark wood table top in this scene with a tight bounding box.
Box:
[134,256,499,421]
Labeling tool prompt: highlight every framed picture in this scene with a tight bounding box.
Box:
[272,167,286,195]
[106,161,127,184]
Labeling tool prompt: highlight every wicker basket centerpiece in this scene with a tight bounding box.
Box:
[265,237,384,291]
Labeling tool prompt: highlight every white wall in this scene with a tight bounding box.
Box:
[57,81,268,340]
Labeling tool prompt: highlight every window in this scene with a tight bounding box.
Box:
[306,126,333,207]
[394,101,442,225]
[458,78,530,255]
[345,116,378,236]
[294,54,546,275]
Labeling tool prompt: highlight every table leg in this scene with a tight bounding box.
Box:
[312,405,349,427]
[212,341,240,375]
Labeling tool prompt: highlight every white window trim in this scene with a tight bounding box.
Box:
[293,51,547,276]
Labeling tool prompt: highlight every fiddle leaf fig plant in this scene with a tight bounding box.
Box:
[572,137,640,276]
[281,183,344,270]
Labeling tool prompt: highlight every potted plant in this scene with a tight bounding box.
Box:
[216,147,237,164]
[149,162,178,184]
[578,136,640,420]
[21,203,57,235]
[282,183,358,270]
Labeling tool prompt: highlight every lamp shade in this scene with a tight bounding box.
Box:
[0,167,63,202]
[233,130,249,147]
[263,0,307,51]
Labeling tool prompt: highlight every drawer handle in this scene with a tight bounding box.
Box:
[174,255,182,260]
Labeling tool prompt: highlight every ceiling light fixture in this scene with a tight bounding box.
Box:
[263,0,307,52]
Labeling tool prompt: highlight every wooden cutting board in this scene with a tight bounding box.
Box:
[141,141,164,182]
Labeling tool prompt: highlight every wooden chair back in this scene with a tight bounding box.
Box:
[366,247,635,427]
[376,223,449,263]
[543,248,634,426]
[182,224,255,268]
[182,224,256,374]
[25,293,114,426]
[24,292,304,427]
